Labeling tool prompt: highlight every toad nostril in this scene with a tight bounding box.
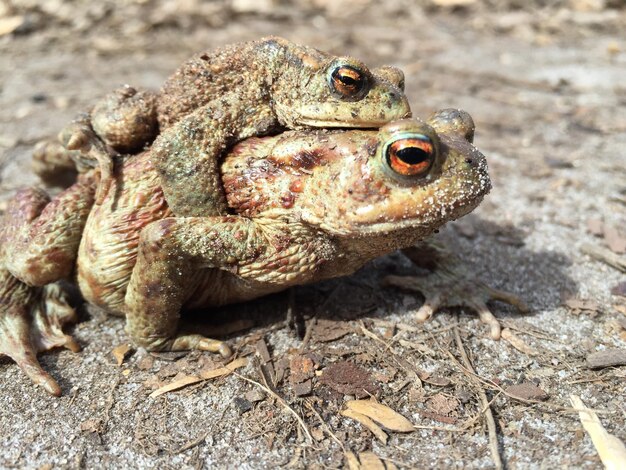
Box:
[465,158,474,165]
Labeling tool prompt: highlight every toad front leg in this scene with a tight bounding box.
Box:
[151,93,278,217]
[383,242,529,339]
[124,216,286,355]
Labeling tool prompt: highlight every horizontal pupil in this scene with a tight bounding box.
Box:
[396,147,429,165]
[340,75,358,85]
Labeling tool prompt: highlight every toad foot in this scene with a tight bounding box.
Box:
[60,116,116,205]
[0,279,80,396]
[383,243,529,339]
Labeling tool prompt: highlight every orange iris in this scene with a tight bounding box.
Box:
[331,66,365,98]
[387,137,434,176]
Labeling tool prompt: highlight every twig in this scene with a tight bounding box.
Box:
[297,283,343,353]
[581,243,626,273]
[453,327,503,470]
[175,432,208,454]
[233,371,313,444]
[298,317,317,354]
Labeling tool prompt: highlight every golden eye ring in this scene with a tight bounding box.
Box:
[328,64,370,101]
[384,135,435,177]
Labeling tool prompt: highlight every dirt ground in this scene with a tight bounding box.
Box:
[0,0,625,468]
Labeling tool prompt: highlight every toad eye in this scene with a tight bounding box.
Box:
[386,136,435,177]
[329,65,369,100]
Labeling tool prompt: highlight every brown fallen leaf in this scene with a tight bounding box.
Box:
[587,218,604,237]
[112,343,131,366]
[290,355,315,383]
[357,452,387,470]
[427,393,459,416]
[586,349,626,369]
[80,418,103,433]
[611,281,626,297]
[290,355,315,397]
[320,361,379,398]
[604,225,626,254]
[346,400,414,432]
[420,374,451,387]
[505,382,549,401]
[149,357,248,398]
[199,357,248,379]
[418,410,458,425]
[292,380,312,397]
[313,319,353,342]
[341,408,388,444]
[345,451,398,470]
[255,338,272,363]
[562,292,602,317]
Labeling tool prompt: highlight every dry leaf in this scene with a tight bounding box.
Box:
[150,357,248,398]
[199,357,248,379]
[346,400,414,432]
[150,375,201,397]
[320,361,379,398]
[341,408,388,444]
[562,293,602,317]
[505,382,549,401]
[587,218,604,236]
[586,349,626,369]
[357,452,386,470]
[255,338,272,363]
[345,451,361,470]
[0,16,24,36]
[611,282,626,297]
[604,225,626,254]
[570,395,626,469]
[427,393,459,416]
[501,328,538,356]
[290,355,315,383]
[112,343,131,366]
[313,319,353,342]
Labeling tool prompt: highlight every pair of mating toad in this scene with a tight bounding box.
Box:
[0,37,526,395]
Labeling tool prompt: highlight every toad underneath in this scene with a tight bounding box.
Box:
[0,110,527,395]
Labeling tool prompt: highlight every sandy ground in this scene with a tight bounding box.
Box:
[0,1,625,468]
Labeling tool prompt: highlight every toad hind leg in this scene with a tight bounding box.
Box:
[382,242,529,339]
[124,217,271,356]
[1,173,96,287]
[0,271,80,396]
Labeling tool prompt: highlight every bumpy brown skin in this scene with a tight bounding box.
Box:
[53,37,410,216]
[0,175,95,394]
[0,110,526,395]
